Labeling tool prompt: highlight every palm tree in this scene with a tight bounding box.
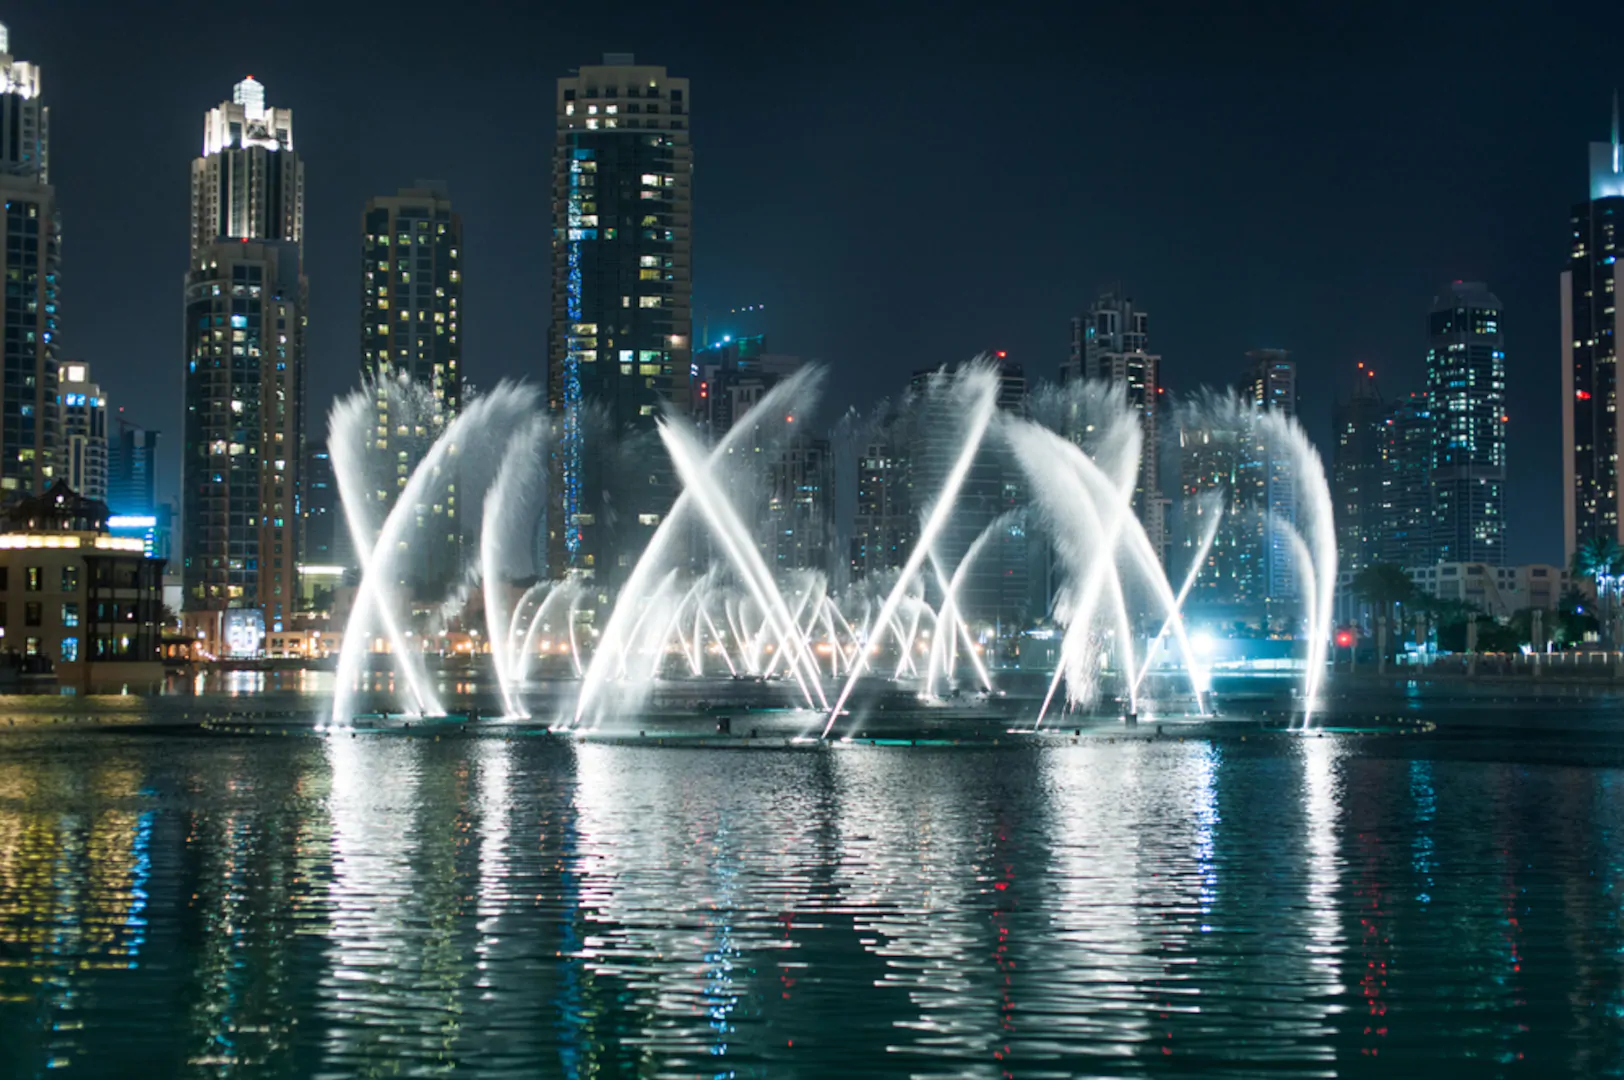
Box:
[1352,563,1416,660]
[1572,537,1624,647]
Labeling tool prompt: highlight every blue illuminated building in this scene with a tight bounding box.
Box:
[548,55,692,603]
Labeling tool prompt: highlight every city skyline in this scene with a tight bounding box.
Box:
[9,4,1624,566]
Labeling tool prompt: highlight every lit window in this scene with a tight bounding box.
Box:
[639,296,662,308]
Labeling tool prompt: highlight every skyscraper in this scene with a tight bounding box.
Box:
[764,434,836,577]
[1562,97,1624,565]
[0,24,59,496]
[360,185,463,591]
[549,55,693,601]
[851,414,914,582]
[1427,282,1505,565]
[907,358,1029,629]
[1331,362,1386,573]
[301,439,353,572]
[1067,292,1167,562]
[58,362,107,502]
[1240,349,1297,600]
[182,78,306,635]
[1379,392,1434,568]
[107,421,159,518]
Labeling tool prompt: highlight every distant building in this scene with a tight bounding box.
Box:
[1561,97,1624,566]
[548,54,693,600]
[301,439,353,576]
[1427,282,1505,565]
[693,335,803,435]
[0,482,165,690]
[360,185,464,593]
[1177,350,1298,623]
[1068,292,1166,562]
[908,358,1029,629]
[1331,363,1386,573]
[764,434,835,577]
[1379,392,1434,568]
[58,362,107,503]
[182,238,305,632]
[850,414,914,582]
[1407,562,1570,619]
[1239,349,1297,601]
[181,77,306,635]
[0,23,59,496]
[107,422,159,518]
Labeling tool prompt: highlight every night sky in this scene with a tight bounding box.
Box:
[14,1,1624,564]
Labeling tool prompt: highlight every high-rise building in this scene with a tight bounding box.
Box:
[1562,97,1624,565]
[182,78,306,636]
[1177,350,1298,617]
[1240,349,1297,600]
[1068,292,1167,562]
[301,439,352,573]
[693,334,803,435]
[764,433,835,577]
[190,76,301,257]
[850,414,914,582]
[907,358,1029,629]
[0,24,59,497]
[360,185,463,591]
[548,55,693,601]
[58,362,107,502]
[107,421,159,518]
[1427,282,1506,565]
[1379,392,1434,568]
[1331,362,1386,573]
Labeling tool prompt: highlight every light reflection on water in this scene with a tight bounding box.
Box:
[0,727,1623,1076]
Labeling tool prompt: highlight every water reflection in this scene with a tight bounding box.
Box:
[0,728,1623,1076]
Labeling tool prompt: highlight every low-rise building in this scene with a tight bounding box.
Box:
[1406,562,1570,619]
[0,482,165,690]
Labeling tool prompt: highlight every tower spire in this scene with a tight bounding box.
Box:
[1613,87,1620,174]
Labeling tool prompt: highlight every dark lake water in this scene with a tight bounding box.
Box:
[3,695,1624,1077]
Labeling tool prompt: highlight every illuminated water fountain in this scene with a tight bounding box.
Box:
[329,362,1335,733]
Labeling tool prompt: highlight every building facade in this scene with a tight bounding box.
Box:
[850,417,914,583]
[107,422,159,518]
[0,24,58,497]
[58,362,106,502]
[763,434,836,577]
[1240,349,1298,601]
[1427,282,1505,565]
[181,78,306,635]
[0,482,165,690]
[1067,292,1166,562]
[907,359,1029,629]
[1379,392,1434,568]
[1561,100,1624,565]
[182,239,305,632]
[1331,362,1386,573]
[548,55,692,602]
[301,439,352,574]
[360,185,463,592]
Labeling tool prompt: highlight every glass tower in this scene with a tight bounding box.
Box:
[1562,97,1624,565]
[0,23,58,496]
[548,55,693,605]
[360,185,462,593]
[1427,282,1505,565]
